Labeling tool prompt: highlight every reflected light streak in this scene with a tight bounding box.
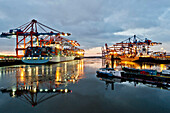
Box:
[76,60,84,77]
[33,87,37,93]
[77,63,80,77]
[46,66,48,75]
[28,67,31,76]
[50,65,52,75]
[42,65,44,75]
[20,68,25,82]
[106,59,168,73]
[80,60,84,75]
[55,67,61,85]
[36,67,38,76]
[160,64,166,72]
[64,62,67,73]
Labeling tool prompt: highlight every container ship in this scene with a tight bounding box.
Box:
[22,41,84,64]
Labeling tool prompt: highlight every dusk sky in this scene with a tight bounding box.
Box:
[0,0,170,56]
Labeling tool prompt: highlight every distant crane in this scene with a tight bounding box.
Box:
[103,35,162,59]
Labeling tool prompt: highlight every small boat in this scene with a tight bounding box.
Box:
[96,68,125,77]
[162,66,170,75]
[122,67,157,75]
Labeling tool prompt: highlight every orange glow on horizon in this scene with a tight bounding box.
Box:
[0,52,16,56]
[84,47,102,56]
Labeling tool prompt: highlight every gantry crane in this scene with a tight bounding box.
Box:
[0,19,83,57]
[103,35,162,59]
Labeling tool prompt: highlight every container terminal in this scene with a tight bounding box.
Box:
[0,19,84,65]
[102,35,170,63]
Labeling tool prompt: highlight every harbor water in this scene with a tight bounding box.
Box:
[0,58,170,113]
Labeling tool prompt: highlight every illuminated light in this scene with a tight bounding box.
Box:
[40,89,43,92]
[33,57,38,60]
[33,88,37,92]
[12,88,16,92]
[27,57,31,60]
[160,64,166,72]
[45,89,48,92]
[60,89,63,92]
[53,89,56,92]
[64,89,68,93]
[73,79,75,83]
[20,45,25,48]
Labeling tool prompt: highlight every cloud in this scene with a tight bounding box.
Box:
[0,10,7,20]
[113,28,152,37]
[85,47,102,56]
[0,0,170,55]
[158,8,170,21]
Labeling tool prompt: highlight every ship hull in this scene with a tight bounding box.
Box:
[22,56,76,64]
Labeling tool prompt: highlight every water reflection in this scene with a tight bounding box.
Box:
[103,59,167,72]
[98,59,170,91]
[97,74,170,91]
[0,60,84,107]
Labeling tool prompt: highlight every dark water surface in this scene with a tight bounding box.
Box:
[0,58,170,113]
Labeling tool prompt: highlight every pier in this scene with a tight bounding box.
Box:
[0,57,23,66]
